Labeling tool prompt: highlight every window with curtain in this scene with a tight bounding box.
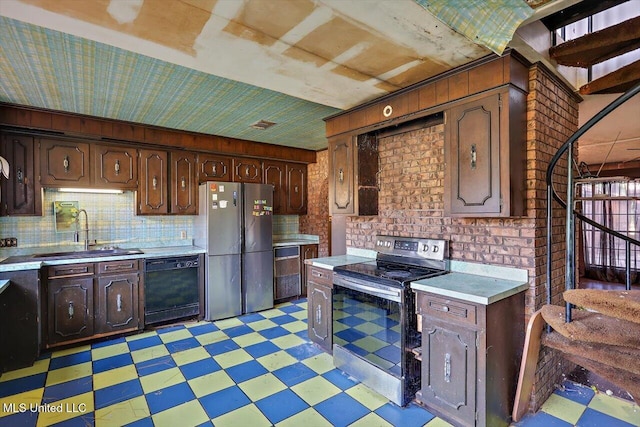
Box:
[580,179,639,284]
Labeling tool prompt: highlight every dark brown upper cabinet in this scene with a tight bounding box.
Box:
[0,132,42,216]
[286,163,307,215]
[138,149,169,215]
[328,133,378,216]
[39,138,91,187]
[445,88,526,217]
[232,158,262,183]
[197,153,232,183]
[170,151,197,215]
[92,144,138,189]
[263,160,286,214]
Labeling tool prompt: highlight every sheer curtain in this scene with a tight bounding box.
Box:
[580,179,640,284]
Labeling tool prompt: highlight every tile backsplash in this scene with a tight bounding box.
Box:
[0,190,300,253]
[0,190,193,251]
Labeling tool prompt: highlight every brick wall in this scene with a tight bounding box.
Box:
[343,63,579,412]
[300,150,330,257]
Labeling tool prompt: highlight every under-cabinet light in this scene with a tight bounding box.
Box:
[57,188,124,194]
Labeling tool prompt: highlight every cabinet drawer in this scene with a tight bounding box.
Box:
[47,263,94,279]
[307,265,332,287]
[98,259,139,275]
[417,292,477,325]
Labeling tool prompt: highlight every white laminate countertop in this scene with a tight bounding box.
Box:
[272,234,319,247]
[0,279,9,295]
[0,246,206,272]
[303,255,374,270]
[411,272,529,305]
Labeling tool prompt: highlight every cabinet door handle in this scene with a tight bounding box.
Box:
[152,176,158,190]
[444,353,451,383]
[245,166,250,177]
[470,144,477,169]
[294,185,299,193]
[63,156,70,172]
[114,159,120,175]
[315,304,322,324]
[181,176,186,190]
[68,302,74,319]
[17,168,23,184]
[339,168,344,183]
[116,294,122,312]
[212,164,217,175]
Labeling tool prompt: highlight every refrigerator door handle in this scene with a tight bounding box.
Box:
[233,191,237,206]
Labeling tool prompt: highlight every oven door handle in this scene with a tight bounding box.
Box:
[335,278,401,302]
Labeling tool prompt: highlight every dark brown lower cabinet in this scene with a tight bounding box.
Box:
[415,290,524,427]
[44,259,142,349]
[0,269,40,373]
[95,260,140,334]
[306,265,333,353]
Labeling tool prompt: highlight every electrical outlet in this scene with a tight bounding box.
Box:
[0,237,18,247]
[180,230,187,239]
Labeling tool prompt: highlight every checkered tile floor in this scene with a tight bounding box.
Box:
[0,299,637,426]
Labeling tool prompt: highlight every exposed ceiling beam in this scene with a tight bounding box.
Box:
[540,0,630,31]
[579,58,640,94]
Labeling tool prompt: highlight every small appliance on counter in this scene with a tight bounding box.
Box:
[195,182,274,321]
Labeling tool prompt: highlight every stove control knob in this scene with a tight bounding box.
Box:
[432,245,440,253]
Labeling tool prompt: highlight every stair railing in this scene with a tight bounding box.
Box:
[545,82,640,323]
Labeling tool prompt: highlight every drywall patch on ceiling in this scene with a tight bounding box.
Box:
[106,0,142,24]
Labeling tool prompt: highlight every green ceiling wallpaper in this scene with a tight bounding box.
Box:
[0,16,340,151]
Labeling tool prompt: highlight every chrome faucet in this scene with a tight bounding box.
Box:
[74,209,90,250]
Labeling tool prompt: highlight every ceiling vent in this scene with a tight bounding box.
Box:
[250,120,277,130]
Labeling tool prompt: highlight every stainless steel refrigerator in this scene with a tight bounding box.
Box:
[195,182,274,321]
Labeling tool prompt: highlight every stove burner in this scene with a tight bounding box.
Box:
[381,270,412,279]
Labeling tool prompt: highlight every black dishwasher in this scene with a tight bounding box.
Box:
[144,256,200,325]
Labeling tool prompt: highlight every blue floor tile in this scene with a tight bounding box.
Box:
[285,342,323,360]
[576,408,636,427]
[127,335,163,351]
[554,380,595,406]
[255,389,309,425]
[94,379,144,410]
[165,337,201,353]
[238,313,266,324]
[226,360,268,384]
[92,336,125,349]
[186,323,219,336]
[258,326,290,340]
[146,382,195,415]
[124,417,154,427]
[515,411,573,427]
[178,358,221,380]
[49,351,92,370]
[244,341,280,359]
[156,324,186,334]
[0,409,39,426]
[269,314,297,325]
[278,304,304,314]
[272,363,318,387]
[223,324,254,338]
[321,369,359,390]
[203,338,239,356]
[135,355,177,377]
[42,376,92,402]
[375,402,436,427]
[93,353,133,374]
[314,392,370,426]
[0,373,47,398]
[199,385,251,419]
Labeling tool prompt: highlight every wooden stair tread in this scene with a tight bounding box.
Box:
[542,331,640,376]
[563,353,639,402]
[541,305,640,348]
[564,289,640,324]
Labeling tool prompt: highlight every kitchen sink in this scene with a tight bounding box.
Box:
[29,248,144,260]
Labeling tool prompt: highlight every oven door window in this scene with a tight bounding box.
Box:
[145,267,199,313]
[333,284,402,377]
